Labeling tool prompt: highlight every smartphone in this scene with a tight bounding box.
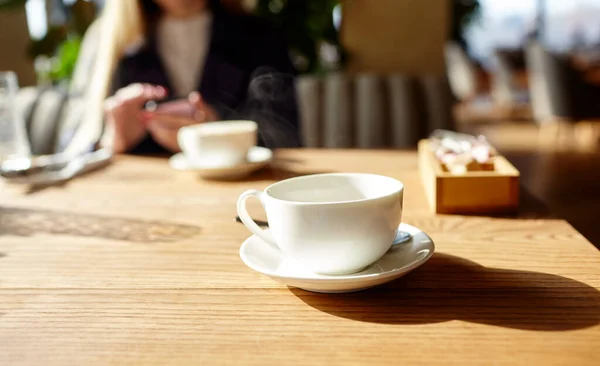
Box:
[144,97,196,118]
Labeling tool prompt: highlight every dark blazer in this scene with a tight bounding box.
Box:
[110,10,301,154]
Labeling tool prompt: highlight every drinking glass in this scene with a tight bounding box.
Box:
[0,71,30,160]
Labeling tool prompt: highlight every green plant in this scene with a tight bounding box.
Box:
[0,0,95,84]
[254,0,344,74]
[49,35,81,82]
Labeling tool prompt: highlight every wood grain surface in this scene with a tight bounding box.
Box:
[0,150,599,365]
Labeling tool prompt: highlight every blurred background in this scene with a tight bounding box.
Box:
[1,0,599,245]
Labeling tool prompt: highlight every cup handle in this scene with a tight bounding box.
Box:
[237,190,278,247]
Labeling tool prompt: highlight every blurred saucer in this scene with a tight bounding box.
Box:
[169,146,272,180]
[239,223,435,293]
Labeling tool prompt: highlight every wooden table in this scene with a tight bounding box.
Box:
[0,150,599,365]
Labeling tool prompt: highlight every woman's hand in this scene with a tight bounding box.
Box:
[145,92,220,153]
[104,84,167,153]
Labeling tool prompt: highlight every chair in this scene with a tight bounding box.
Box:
[295,73,455,149]
[444,42,479,102]
[444,42,517,124]
[14,20,100,155]
[525,41,600,148]
[490,50,529,107]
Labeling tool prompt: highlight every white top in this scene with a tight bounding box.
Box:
[156,13,213,97]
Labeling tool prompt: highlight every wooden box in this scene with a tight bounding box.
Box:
[418,139,520,214]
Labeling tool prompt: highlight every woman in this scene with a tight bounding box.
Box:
[75,0,300,155]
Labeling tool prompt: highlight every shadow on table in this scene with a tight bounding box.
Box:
[450,187,556,221]
[0,206,201,243]
[508,186,554,218]
[290,253,600,331]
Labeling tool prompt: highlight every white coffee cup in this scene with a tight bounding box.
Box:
[178,120,258,167]
[237,173,404,275]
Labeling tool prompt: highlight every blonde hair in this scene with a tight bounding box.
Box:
[94,0,145,101]
[66,0,145,155]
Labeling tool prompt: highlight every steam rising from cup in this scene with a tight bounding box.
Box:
[234,67,301,149]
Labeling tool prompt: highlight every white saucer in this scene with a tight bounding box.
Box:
[169,146,272,180]
[239,223,435,293]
